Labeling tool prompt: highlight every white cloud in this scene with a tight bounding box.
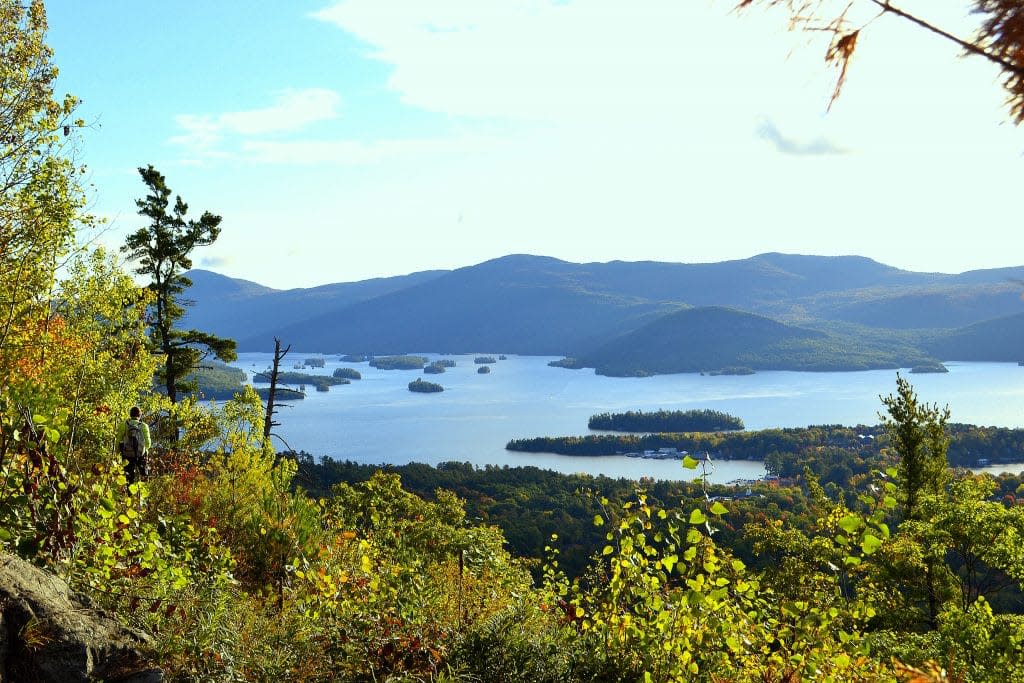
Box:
[312,0,790,123]
[170,88,342,156]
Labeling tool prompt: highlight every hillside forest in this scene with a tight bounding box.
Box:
[4,2,1024,681]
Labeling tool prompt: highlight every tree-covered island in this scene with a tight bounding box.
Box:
[253,370,349,391]
[910,362,949,374]
[589,409,745,432]
[370,354,428,370]
[408,378,444,393]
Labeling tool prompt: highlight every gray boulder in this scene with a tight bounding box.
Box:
[0,552,162,682]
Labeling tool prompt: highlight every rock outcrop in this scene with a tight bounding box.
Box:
[0,552,162,682]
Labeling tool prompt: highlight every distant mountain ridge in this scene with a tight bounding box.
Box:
[182,253,1024,372]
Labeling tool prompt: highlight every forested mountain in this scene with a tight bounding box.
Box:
[186,253,1024,369]
[582,306,823,375]
[181,268,447,347]
[579,306,936,375]
[924,312,1024,361]
[240,255,675,355]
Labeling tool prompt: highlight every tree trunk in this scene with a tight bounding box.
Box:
[263,338,289,446]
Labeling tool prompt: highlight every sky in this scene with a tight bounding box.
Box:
[45,1,1024,290]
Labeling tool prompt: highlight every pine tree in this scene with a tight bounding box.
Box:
[879,373,950,521]
[122,166,237,410]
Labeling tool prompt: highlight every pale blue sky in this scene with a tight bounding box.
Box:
[47,1,1023,289]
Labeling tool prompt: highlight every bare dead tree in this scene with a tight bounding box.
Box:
[262,337,290,445]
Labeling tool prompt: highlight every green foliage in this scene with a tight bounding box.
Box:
[880,374,950,520]
[333,367,362,380]
[474,356,496,364]
[589,408,744,432]
[540,492,889,681]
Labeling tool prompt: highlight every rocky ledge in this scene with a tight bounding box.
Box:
[0,552,161,683]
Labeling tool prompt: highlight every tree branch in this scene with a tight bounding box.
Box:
[869,0,1024,76]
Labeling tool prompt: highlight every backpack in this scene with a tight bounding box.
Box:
[120,420,144,460]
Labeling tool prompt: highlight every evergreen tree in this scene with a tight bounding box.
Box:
[122,166,236,408]
[880,374,950,521]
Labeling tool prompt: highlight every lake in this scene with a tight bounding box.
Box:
[226,354,1024,482]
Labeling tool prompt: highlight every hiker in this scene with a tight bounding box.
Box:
[116,406,151,483]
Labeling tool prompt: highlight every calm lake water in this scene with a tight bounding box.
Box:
[226,354,1024,482]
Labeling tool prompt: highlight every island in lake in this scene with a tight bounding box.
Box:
[371,355,428,370]
[589,409,744,432]
[409,378,444,393]
[910,362,949,374]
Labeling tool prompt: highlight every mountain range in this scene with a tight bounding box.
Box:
[182,253,1024,375]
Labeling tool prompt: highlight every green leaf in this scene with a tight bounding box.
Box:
[681,455,700,470]
[662,554,678,573]
[689,509,706,525]
[709,501,728,516]
[838,515,861,534]
[860,534,882,555]
[593,514,604,527]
